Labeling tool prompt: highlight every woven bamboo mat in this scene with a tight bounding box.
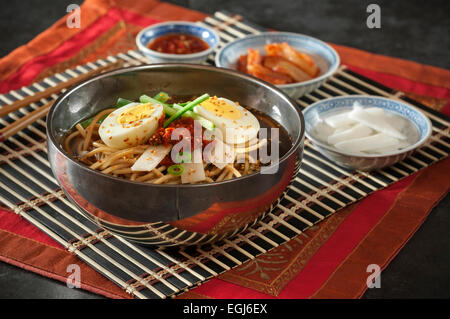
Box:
[0,11,449,299]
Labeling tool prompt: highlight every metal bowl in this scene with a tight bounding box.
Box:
[46,64,305,246]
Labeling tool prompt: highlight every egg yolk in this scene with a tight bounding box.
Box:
[117,103,156,125]
[200,96,242,120]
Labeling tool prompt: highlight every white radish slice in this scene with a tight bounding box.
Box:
[334,124,355,134]
[334,133,399,153]
[131,145,171,172]
[324,111,357,128]
[368,140,411,154]
[322,106,384,129]
[348,107,406,140]
[364,107,385,116]
[353,102,385,115]
[313,120,335,143]
[327,124,373,145]
[181,162,206,184]
[207,139,236,169]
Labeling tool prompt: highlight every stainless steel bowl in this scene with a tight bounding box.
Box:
[46,64,305,246]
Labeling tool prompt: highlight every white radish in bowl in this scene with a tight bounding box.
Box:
[312,102,419,155]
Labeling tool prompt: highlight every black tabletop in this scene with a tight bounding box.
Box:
[0,0,449,299]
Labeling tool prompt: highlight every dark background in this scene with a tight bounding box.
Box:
[1,0,449,68]
[0,0,449,299]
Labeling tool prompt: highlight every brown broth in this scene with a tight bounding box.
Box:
[64,97,292,163]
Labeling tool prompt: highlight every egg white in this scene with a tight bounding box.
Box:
[194,97,260,145]
[99,102,164,149]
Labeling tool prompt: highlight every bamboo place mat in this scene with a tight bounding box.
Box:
[0,12,449,299]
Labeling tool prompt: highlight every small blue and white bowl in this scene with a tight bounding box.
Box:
[303,95,432,171]
[215,32,340,100]
[136,21,219,64]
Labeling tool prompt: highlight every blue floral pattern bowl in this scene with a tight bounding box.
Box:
[303,95,432,171]
[136,21,219,64]
[215,32,340,100]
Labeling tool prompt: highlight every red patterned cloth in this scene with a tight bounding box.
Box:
[0,0,449,299]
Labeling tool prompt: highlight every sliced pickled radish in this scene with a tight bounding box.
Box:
[334,133,400,153]
[327,124,373,145]
[313,120,335,143]
[324,111,356,128]
[348,107,406,140]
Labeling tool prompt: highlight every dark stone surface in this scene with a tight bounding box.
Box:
[0,0,448,299]
[167,0,450,69]
[362,193,450,298]
[0,0,84,59]
[0,261,102,299]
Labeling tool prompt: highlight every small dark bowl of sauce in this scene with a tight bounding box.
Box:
[136,21,219,63]
[148,33,210,55]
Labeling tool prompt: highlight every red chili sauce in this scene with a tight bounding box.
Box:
[147,33,209,54]
[149,117,212,167]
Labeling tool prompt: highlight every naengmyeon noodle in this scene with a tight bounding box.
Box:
[62,93,288,185]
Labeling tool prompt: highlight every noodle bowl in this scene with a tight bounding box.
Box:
[46,64,304,245]
[63,94,289,185]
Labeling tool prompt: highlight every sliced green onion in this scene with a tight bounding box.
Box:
[164,93,210,128]
[153,91,170,103]
[79,118,93,129]
[167,164,184,176]
[163,105,177,117]
[139,94,166,105]
[116,98,133,108]
[79,113,109,129]
[139,94,177,117]
[80,98,132,128]
[141,94,213,130]
[193,116,215,131]
[172,103,215,131]
[174,151,192,164]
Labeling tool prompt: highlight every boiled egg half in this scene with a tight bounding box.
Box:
[99,102,164,149]
[194,96,260,145]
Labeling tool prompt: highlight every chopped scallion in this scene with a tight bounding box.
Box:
[174,151,192,164]
[116,98,133,108]
[164,93,210,128]
[139,94,177,117]
[167,164,184,176]
[154,91,170,103]
[79,113,109,129]
[172,103,215,131]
